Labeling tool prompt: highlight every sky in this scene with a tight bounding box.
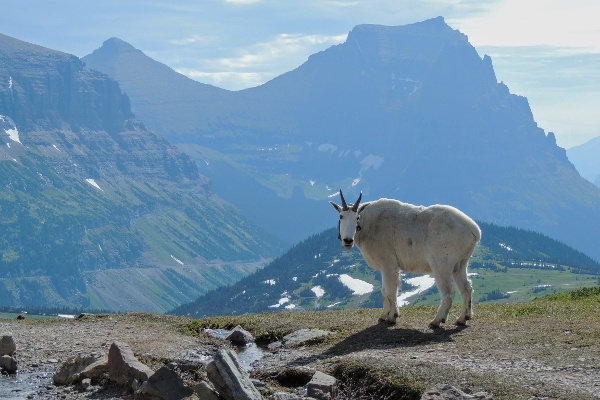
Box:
[1,0,598,148]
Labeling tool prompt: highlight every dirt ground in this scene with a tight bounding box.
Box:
[1,310,599,399]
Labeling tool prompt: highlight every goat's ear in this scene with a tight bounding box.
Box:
[358,203,369,213]
[330,201,342,212]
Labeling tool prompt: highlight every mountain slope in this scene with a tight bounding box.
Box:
[171,222,600,317]
[83,18,600,262]
[0,33,284,312]
[567,135,600,187]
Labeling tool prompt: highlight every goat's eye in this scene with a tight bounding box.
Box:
[339,215,343,220]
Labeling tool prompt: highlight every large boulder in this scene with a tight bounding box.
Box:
[108,341,154,385]
[206,348,262,400]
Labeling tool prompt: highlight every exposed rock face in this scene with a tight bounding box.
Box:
[0,33,283,311]
[0,33,132,133]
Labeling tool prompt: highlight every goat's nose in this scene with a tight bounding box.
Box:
[343,238,354,245]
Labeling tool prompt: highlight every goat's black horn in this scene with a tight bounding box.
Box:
[352,192,362,212]
[339,189,348,210]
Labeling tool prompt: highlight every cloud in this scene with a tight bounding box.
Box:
[169,34,216,46]
[177,32,347,90]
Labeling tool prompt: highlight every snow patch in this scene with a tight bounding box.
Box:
[85,178,103,191]
[170,255,184,265]
[268,297,290,308]
[327,302,342,308]
[397,275,436,307]
[1,115,21,144]
[499,243,513,251]
[263,279,276,285]
[338,274,374,295]
[311,286,325,298]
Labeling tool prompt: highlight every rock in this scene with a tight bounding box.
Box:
[271,393,314,400]
[0,354,18,374]
[81,378,92,390]
[16,314,25,320]
[81,355,109,379]
[226,325,255,346]
[306,371,337,400]
[193,381,221,400]
[206,348,262,400]
[54,354,102,385]
[108,341,154,385]
[274,366,316,387]
[421,384,493,400]
[0,335,16,356]
[135,365,195,400]
[281,329,331,347]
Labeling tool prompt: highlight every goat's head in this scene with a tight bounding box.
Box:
[330,190,365,249]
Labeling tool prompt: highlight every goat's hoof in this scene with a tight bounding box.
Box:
[455,319,468,326]
[428,321,441,329]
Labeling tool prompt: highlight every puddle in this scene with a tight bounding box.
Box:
[203,328,268,371]
[0,372,52,399]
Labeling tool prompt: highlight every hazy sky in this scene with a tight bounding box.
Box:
[1,0,598,148]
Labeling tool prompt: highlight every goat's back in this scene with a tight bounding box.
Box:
[356,199,480,272]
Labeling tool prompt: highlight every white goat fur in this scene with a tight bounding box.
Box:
[330,192,481,328]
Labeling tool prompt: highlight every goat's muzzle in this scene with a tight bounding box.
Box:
[342,238,354,249]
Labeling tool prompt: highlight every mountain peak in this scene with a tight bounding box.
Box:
[91,37,143,58]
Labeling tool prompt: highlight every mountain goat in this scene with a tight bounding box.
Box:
[330,190,481,328]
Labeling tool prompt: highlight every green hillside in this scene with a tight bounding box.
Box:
[172,222,599,317]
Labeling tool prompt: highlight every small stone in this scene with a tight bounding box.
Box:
[226,325,255,346]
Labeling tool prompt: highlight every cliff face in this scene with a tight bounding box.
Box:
[0,34,132,133]
[0,34,283,312]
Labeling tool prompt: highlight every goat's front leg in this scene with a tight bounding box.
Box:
[379,268,400,324]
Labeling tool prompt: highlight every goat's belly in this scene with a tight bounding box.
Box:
[400,261,432,274]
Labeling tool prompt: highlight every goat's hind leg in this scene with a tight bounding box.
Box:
[453,259,473,325]
[429,266,455,329]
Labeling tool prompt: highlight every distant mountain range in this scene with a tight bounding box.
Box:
[83,17,600,262]
[0,33,283,312]
[171,222,600,317]
[567,136,600,188]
